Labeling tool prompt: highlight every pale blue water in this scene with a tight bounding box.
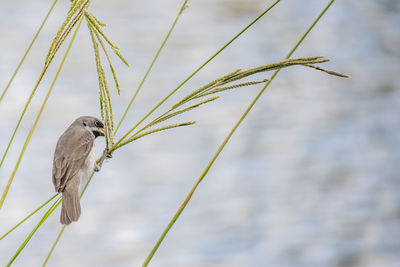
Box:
[0,0,399,266]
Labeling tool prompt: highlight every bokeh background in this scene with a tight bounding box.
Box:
[1,0,399,266]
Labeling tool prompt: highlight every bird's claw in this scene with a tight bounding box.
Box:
[103,149,113,159]
[95,149,112,172]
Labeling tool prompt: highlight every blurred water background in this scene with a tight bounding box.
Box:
[0,0,399,266]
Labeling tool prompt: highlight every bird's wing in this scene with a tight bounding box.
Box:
[52,126,94,192]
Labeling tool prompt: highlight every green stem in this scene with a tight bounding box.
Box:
[6,197,62,266]
[0,17,85,210]
[114,0,190,134]
[42,226,66,267]
[0,193,59,240]
[142,1,336,265]
[0,0,84,168]
[111,0,281,151]
[0,0,59,105]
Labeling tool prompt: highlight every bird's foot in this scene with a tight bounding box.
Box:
[105,150,113,159]
[103,148,113,159]
[95,149,112,172]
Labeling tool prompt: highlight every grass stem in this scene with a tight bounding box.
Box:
[0,0,59,105]
[42,226,66,267]
[142,1,336,265]
[6,197,61,266]
[0,193,59,240]
[0,17,85,209]
[114,0,190,134]
[0,1,88,168]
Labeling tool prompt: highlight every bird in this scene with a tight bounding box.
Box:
[52,116,106,225]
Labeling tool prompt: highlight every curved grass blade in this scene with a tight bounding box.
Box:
[142,1,339,265]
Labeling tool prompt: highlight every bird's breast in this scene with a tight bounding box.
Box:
[81,146,96,183]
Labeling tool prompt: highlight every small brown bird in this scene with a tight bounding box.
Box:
[52,116,105,225]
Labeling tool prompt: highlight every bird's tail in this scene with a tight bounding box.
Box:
[60,189,81,225]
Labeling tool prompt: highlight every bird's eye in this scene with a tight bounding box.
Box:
[95,121,103,127]
[83,121,87,127]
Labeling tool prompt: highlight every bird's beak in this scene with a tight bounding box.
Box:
[97,127,106,137]
[92,127,106,138]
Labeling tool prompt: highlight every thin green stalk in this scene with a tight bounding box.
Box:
[151,97,218,127]
[0,17,85,210]
[0,0,59,105]
[142,1,336,265]
[111,0,281,151]
[114,121,196,150]
[0,193,59,240]
[0,1,86,168]
[6,197,62,266]
[42,226,66,267]
[115,0,190,134]
[0,62,49,169]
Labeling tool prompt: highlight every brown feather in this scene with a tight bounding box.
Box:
[52,116,104,225]
[52,125,94,192]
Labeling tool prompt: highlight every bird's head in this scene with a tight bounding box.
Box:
[75,116,106,138]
